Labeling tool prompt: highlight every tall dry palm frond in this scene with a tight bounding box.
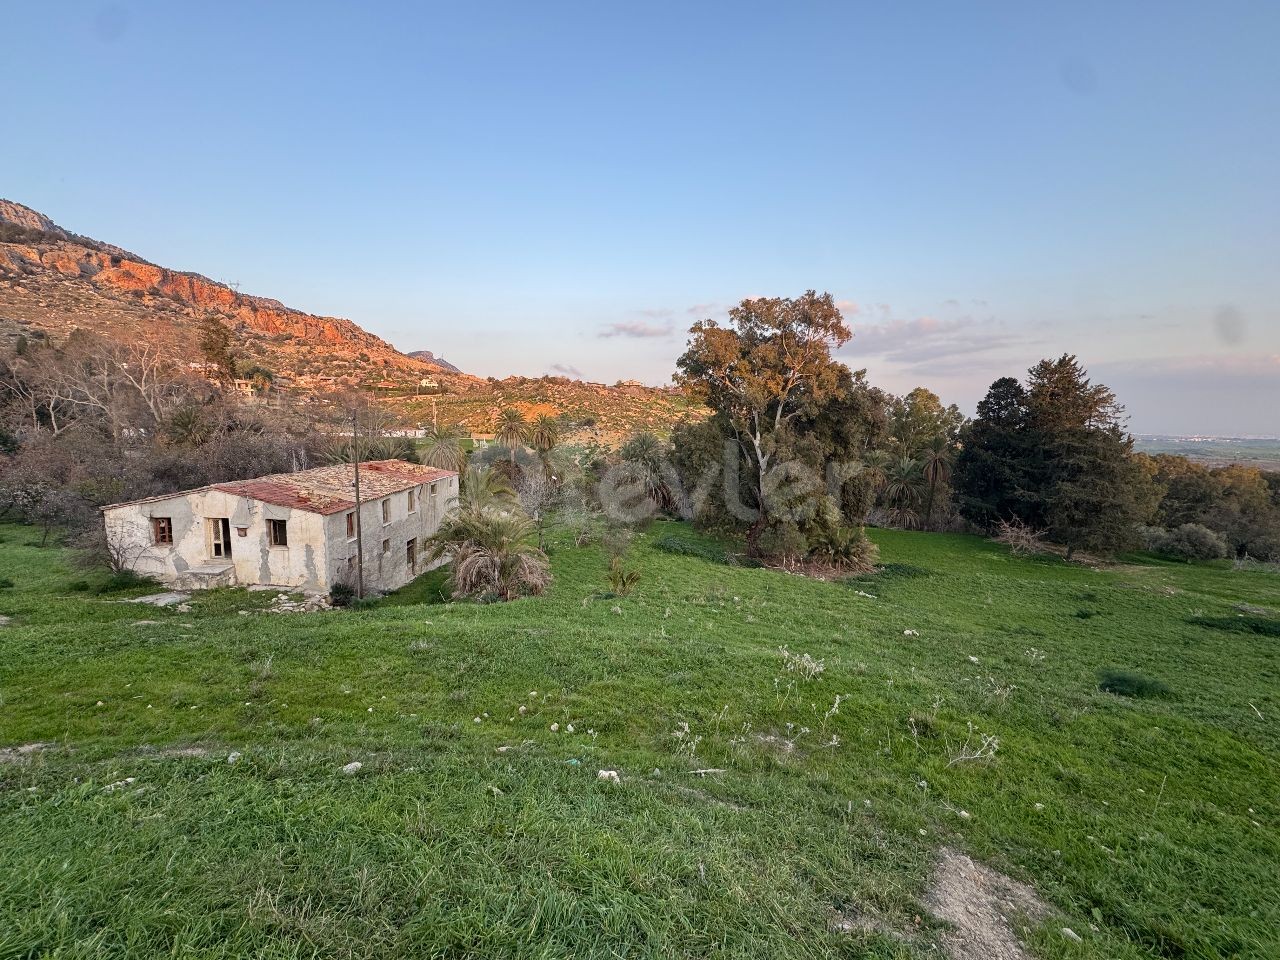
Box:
[426,506,551,600]
[421,424,467,472]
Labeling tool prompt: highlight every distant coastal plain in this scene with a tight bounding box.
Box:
[1136,435,1280,470]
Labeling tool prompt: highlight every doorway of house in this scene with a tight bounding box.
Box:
[210,518,233,559]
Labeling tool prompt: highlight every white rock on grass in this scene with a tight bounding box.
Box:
[227,751,242,764]
[341,761,363,775]
[597,770,621,783]
[129,592,191,607]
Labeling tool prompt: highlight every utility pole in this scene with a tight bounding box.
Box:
[352,410,365,599]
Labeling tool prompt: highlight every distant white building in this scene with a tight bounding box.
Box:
[101,460,459,593]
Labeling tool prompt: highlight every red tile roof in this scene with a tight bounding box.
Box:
[104,460,456,515]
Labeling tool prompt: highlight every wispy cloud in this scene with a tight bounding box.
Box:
[549,362,583,379]
[686,301,726,316]
[599,319,675,339]
[846,315,1029,367]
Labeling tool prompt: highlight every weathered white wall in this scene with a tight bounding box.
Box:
[103,474,458,594]
[322,474,458,593]
[103,490,330,591]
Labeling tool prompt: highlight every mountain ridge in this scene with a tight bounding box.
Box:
[0,199,471,388]
[0,200,694,441]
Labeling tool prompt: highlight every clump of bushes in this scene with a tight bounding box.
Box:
[1141,524,1230,562]
[757,522,808,564]
[1098,668,1171,699]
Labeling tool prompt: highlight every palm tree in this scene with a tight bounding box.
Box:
[530,415,560,453]
[495,408,528,473]
[534,444,576,486]
[857,449,891,517]
[165,405,212,446]
[457,464,518,513]
[421,424,467,472]
[618,431,673,512]
[882,457,924,528]
[920,435,954,528]
[326,436,418,464]
[424,508,551,600]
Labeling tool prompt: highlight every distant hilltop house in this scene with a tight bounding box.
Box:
[101,460,459,593]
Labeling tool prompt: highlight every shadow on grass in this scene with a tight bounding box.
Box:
[1190,615,1280,638]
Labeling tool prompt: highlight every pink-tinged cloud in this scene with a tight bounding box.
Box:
[835,299,860,315]
[845,315,1030,366]
[599,319,675,339]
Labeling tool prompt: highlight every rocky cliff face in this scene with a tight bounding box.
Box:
[0,200,58,233]
[406,350,461,373]
[0,200,470,388]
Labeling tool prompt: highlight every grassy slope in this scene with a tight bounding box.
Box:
[0,523,1277,960]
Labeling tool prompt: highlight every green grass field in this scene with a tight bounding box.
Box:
[1,522,1277,959]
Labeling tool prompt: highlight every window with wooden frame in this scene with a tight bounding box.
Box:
[381,499,391,524]
[152,517,174,545]
[268,519,288,547]
[345,511,356,539]
[407,488,417,513]
[406,538,417,568]
[381,538,390,555]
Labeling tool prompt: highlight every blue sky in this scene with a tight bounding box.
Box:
[5,1,1278,434]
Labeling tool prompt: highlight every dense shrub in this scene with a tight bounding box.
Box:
[329,581,356,607]
[808,524,879,572]
[758,522,807,563]
[1098,668,1171,699]
[1142,523,1230,562]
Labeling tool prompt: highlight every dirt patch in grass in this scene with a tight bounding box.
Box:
[0,742,52,763]
[924,847,1050,960]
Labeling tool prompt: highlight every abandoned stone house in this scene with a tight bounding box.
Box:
[101,460,459,593]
